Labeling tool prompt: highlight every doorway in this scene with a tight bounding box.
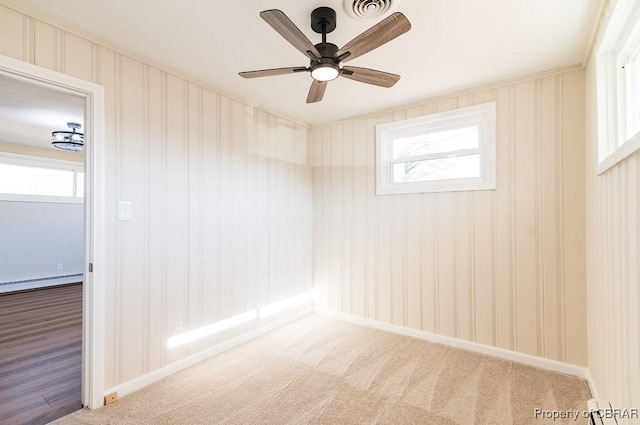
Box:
[0,54,106,411]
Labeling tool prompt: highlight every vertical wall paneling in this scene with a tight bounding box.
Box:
[556,74,568,365]
[587,149,640,409]
[63,33,92,81]
[119,56,146,382]
[364,118,378,320]
[312,68,588,366]
[112,52,124,385]
[494,85,515,352]
[404,106,423,331]
[0,8,23,61]
[23,16,34,64]
[186,83,201,355]
[560,71,587,365]
[420,194,435,332]
[352,119,366,318]
[342,121,353,315]
[330,123,343,312]
[0,4,313,391]
[95,45,118,386]
[34,21,54,70]
[390,110,405,328]
[145,64,163,373]
[539,75,559,361]
[514,81,537,357]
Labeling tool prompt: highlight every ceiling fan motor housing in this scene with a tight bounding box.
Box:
[315,43,339,59]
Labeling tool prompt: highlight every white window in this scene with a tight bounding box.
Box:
[0,153,84,203]
[376,102,496,195]
[597,0,640,172]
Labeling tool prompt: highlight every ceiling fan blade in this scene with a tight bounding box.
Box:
[239,67,308,78]
[336,12,411,63]
[340,66,400,87]
[260,9,322,60]
[306,80,327,103]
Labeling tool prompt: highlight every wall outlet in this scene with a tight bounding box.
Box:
[56,263,63,271]
[175,320,183,335]
[104,392,118,405]
[118,201,133,221]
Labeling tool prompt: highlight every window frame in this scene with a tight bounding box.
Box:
[376,101,496,195]
[0,152,84,203]
[596,0,640,174]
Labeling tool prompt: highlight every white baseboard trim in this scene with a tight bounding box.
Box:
[314,307,589,380]
[0,274,83,294]
[103,307,313,402]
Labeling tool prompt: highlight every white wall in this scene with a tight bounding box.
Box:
[0,141,84,285]
[0,4,313,390]
[585,0,640,413]
[312,67,588,366]
[0,200,83,283]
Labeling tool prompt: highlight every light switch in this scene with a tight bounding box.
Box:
[118,201,133,221]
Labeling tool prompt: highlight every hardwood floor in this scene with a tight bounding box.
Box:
[0,284,83,425]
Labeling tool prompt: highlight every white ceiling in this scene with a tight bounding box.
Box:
[0,74,84,148]
[8,0,602,125]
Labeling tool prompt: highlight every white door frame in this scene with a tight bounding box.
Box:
[0,54,106,409]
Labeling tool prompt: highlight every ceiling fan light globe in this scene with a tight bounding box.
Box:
[311,64,339,81]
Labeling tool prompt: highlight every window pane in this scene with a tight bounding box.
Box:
[393,154,480,183]
[0,163,74,196]
[626,51,640,137]
[76,171,85,198]
[392,125,479,159]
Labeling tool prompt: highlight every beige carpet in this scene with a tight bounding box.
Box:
[52,315,591,424]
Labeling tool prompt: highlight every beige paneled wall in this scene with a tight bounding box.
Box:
[585,0,640,412]
[312,68,588,366]
[0,5,312,388]
[586,118,640,411]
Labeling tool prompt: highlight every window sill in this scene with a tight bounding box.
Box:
[376,179,496,195]
[598,131,640,175]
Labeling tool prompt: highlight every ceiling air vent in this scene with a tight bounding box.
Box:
[344,0,398,20]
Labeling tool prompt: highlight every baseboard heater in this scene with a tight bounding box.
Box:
[589,400,619,425]
[0,274,83,294]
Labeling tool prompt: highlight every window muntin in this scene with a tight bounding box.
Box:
[0,153,84,202]
[376,102,496,194]
[392,125,480,159]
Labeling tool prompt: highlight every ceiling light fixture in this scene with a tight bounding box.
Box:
[311,63,340,81]
[51,122,84,152]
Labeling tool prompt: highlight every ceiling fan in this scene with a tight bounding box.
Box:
[239,7,411,103]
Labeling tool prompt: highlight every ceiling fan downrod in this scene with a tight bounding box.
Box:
[309,7,341,82]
